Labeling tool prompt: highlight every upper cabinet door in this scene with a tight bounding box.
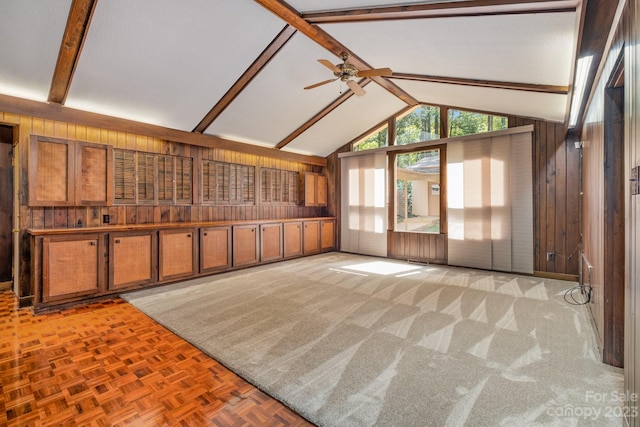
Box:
[75,141,113,206]
[29,135,113,207]
[28,135,74,206]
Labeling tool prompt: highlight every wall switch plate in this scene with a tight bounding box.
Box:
[103,214,110,224]
[631,166,639,196]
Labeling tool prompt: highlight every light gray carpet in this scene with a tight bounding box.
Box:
[122,252,623,426]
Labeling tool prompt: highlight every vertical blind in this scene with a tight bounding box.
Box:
[340,152,388,257]
[447,132,533,274]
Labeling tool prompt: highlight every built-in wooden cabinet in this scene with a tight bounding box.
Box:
[75,141,113,206]
[29,135,113,207]
[109,231,157,290]
[321,220,335,251]
[159,228,197,281]
[42,234,104,302]
[303,220,320,254]
[284,221,303,258]
[200,226,232,273]
[31,217,335,311]
[261,223,283,262]
[302,172,327,207]
[233,225,259,267]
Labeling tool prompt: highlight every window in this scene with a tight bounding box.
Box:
[448,110,507,137]
[353,125,388,151]
[396,105,440,145]
[395,148,441,233]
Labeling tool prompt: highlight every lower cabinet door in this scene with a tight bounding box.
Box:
[159,229,197,281]
[200,226,232,273]
[233,225,259,266]
[42,234,104,302]
[321,220,335,251]
[303,220,320,254]
[109,231,157,290]
[261,223,283,262]
[284,221,303,258]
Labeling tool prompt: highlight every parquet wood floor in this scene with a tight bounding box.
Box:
[0,291,313,426]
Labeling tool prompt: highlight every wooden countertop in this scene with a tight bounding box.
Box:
[28,217,336,236]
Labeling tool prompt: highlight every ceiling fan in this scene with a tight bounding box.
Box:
[304,52,392,96]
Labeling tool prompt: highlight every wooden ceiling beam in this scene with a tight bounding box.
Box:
[275,79,371,149]
[48,0,98,104]
[392,73,569,94]
[193,25,296,133]
[304,0,577,23]
[0,93,326,166]
[253,0,419,106]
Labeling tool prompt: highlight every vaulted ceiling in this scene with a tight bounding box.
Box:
[0,0,607,158]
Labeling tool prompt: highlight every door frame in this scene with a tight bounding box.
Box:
[0,120,20,296]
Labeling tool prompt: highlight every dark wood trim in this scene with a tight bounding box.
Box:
[48,0,98,104]
[193,25,297,133]
[275,79,370,149]
[440,106,449,138]
[568,0,619,136]
[392,73,569,95]
[0,93,327,166]
[387,116,396,146]
[304,0,576,23]
[253,0,419,106]
[603,85,624,367]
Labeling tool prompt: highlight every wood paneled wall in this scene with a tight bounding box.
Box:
[580,8,626,366]
[509,118,581,277]
[0,111,325,305]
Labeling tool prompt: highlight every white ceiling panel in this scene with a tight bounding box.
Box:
[206,33,345,147]
[284,83,406,157]
[0,1,71,101]
[321,12,577,86]
[65,0,284,130]
[392,78,568,123]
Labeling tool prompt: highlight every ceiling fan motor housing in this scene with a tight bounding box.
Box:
[335,62,358,81]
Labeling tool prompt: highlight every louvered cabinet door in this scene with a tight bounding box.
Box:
[114,149,136,204]
[109,231,157,290]
[159,229,197,281]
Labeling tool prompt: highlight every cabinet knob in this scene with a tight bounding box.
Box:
[203,232,208,236]
[187,234,192,238]
[90,241,96,246]
[115,239,121,244]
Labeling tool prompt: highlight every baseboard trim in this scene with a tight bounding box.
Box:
[533,271,578,282]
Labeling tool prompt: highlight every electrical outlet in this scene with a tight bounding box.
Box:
[103,214,110,224]
[546,252,554,261]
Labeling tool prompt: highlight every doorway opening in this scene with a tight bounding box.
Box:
[0,124,14,291]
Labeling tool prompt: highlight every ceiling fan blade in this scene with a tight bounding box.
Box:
[356,67,393,77]
[318,59,340,73]
[347,80,366,96]
[304,78,338,90]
